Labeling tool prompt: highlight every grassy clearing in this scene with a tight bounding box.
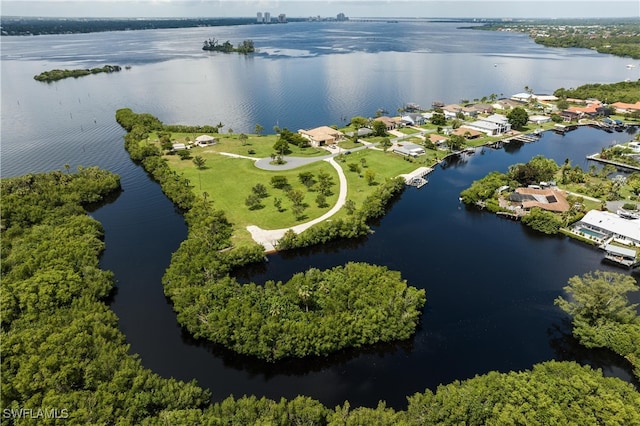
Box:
[333,149,430,217]
[165,149,339,246]
[397,127,421,135]
[337,139,363,149]
[151,131,328,159]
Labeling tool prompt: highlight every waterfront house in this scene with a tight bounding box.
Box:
[443,104,478,118]
[346,128,373,138]
[575,210,640,245]
[462,114,511,136]
[493,98,525,110]
[566,103,604,119]
[372,116,397,131]
[453,128,483,138]
[469,103,494,114]
[509,187,570,213]
[401,113,425,126]
[560,110,581,122]
[393,142,425,157]
[428,134,448,148]
[298,126,344,147]
[529,115,551,125]
[610,101,640,114]
[511,92,534,103]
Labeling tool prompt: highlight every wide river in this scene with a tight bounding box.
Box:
[2,21,639,409]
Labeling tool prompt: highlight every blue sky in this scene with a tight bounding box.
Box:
[2,0,639,18]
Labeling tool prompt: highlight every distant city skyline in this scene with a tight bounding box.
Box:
[2,1,638,19]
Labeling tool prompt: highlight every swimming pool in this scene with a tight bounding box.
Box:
[577,227,607,240]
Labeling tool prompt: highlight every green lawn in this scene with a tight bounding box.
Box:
[161,136,450,246]
[337,139,363,149]
[152,132,328,158]
[333,149,431,218]
[166,151,339,246]
[397,127,421,135]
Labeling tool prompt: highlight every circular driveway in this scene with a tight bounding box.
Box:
[254,144,370,171]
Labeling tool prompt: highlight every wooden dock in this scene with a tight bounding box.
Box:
[505,133,541,144]
[586,154,640,172]
[399,167,433,189]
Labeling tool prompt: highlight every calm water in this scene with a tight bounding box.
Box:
[2,21,639,409]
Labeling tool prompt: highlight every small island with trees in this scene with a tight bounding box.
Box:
[203,38,255,54]
[34,64,123,82]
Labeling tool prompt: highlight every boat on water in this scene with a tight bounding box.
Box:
[627,64,636,69]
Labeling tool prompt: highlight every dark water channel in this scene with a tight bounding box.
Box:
[2,22,639,409]
[94,126,640,409]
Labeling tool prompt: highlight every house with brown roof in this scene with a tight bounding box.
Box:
[509,187,570,212]
[492,98,524,110]
[443,104,478,118]
[469,103,494,114]
[428,134,448,148]
[452,128,483,139]
[373,116,397,131]
[298,126,345,147]
[566,101,604,118]
[610,101,640,114]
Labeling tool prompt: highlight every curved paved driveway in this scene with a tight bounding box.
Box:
[246,157,348,252]
[254,154,331,170]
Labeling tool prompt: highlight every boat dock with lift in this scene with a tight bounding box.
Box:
[400,166,433,189]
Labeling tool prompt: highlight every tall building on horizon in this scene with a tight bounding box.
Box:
[264,12,271,24]
[256,12,263,23]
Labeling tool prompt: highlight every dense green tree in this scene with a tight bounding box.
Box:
[365,169,376,186]
[350,116,369,129]
[273,138,290,156]
[556,271,638,327]
[298,171,316,189]
[404,361,640,425]
[316,171,334,196]
[555,271,640,379]
[508,155,559,186]
[507,106,529,129]
[448,134,466,151]
[521,207,563,234]
[380,137,392,151]
[344,199,356,215]
[371,120,388,137]
[430,113,446,126]
[273,197,283,212]
[554,79,640,103]
[252,183,268,198]
[192,155,206,169]
[254,123,264,136]
[286,189,305,206]
[459,171,510,206]
[245,193,263,210]
[270,175,290,190]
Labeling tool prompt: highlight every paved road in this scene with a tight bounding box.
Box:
[246,156,349,252]
[253,143,371,171]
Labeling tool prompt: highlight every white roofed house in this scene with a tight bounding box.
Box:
[194,134,217,146]
[400,113,425,126]
[460,114,511,136]
[483,114,512,134]
[298,126,344,147]
[574,210,640,245]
